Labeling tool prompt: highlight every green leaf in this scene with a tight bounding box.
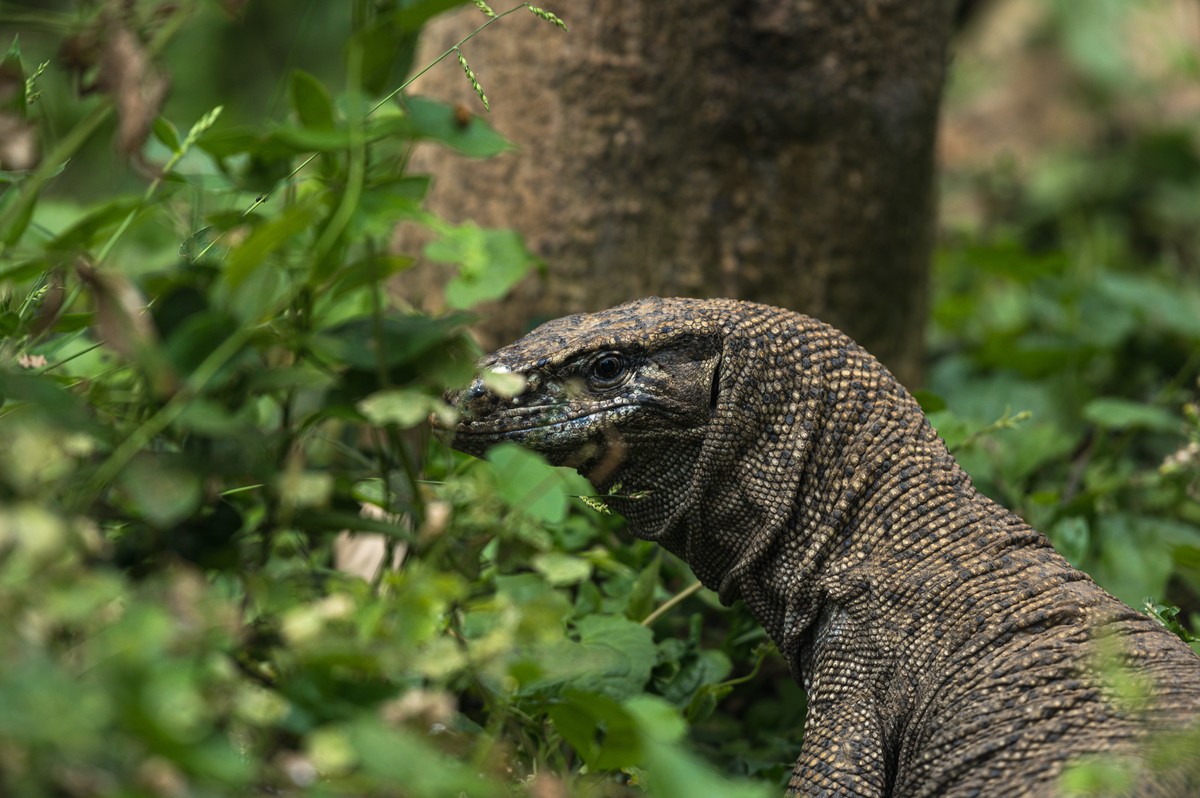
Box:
[624,694,687,744]
[426,222,539,309]
[394,0,473,30]
[117,454,202,529]
[299,511,416,540]
[912,390,947,414]
[402,95,512,157]
[532,551,594,586]
[1092,514,1175,606]
[221,200,317,291]
[289,70,336,130]
[1083,398,1180,433]
[625,555,660,621]
[548,690,643,770]
[357,388,454,429]
[1,38,26,115]
[0,371,105,436]
[152,116,181,153]
[329,254,415,298]
[571,614,657,699]
[487,444,591,525]
[1049,516,1090,566]
[352,20,415,97]
[43,196,143,253]
[340,719,502,797]
[317,312,472,370]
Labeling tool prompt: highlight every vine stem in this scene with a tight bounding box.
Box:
[641,580,705,627]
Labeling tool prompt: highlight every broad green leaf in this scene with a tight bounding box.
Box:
[44,196,143,253]
[487,443,591,525]
[152,116,181,152]
[352,19,415,97]
[625,694,687,744]
[402,95,512,157]
[0,371,105,435]
[1,38,27,114]
[333,719,501,797]
[481,368,526,398]
[636,733,775,798]
[329,254,416,298]
[288,69,336,130]
[625,555,660,621]
[394,0,472,30]
[571,614,657,699]
[357,389,454,429]
[317,312,472,370]
[532,551,593,586]
[425,222,539,309]
[1083,398,1180,434]
[163,310,243,382]
[548,690,643,770]
[1092,514,1175,606]
[1049,516,1090,567]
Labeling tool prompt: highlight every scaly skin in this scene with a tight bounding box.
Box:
[439,297,1200,797]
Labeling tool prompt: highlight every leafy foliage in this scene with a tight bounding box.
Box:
[0,2,780,796]
[931,1,1200,627]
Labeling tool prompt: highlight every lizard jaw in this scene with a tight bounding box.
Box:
[440,405,638,463]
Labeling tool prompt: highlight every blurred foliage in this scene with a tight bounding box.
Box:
[0,1,784,795]
[0,1,1198,797]
[933,0,1200,627]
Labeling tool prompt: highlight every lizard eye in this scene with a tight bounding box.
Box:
[588,352,628,389]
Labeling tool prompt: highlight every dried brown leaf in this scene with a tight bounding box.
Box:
[75,257,156,360]
[97,24,169,159]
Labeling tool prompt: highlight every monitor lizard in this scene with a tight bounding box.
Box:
[437,296,1200,796]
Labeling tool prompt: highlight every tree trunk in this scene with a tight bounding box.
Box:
[401,0,957,389]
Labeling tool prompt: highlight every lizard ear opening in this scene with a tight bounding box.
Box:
[709,351,722,413]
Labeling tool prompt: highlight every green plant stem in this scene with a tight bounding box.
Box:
[714,644,774,690]
[72,327,253,510]
[311,49,367,275]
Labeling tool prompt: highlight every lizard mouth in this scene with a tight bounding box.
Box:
[449,404,636,440]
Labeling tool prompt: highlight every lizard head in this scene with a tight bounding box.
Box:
[436,296,904,604]
[437,297,724,491]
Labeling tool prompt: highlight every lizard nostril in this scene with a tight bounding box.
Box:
[465,379,488,401]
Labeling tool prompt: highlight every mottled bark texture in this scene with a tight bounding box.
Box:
[401,0,957,389]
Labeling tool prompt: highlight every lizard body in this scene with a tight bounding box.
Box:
[440,297,1200,796]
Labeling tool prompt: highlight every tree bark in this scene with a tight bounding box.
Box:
[401,0,958,388]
